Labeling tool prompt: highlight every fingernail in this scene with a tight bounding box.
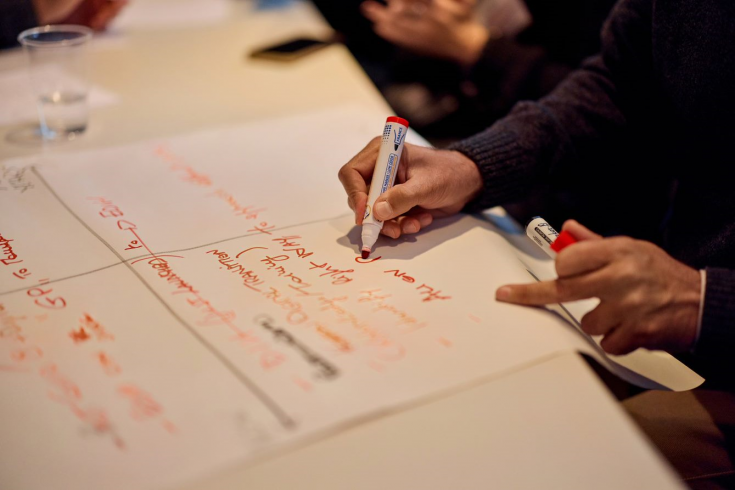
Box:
[495,286,511,301]
[375,201,392,220]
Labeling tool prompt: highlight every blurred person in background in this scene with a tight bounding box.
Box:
[360,0,657,246]
[1,0,127,49]
[359,0,616,140]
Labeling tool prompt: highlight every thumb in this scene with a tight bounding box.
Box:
[562,219,602,242]
[373,180,424,221]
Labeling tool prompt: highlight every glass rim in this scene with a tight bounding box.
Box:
[17,25,93,48]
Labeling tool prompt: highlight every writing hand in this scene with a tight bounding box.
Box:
[338,138,483,239]
[496,220,702,355]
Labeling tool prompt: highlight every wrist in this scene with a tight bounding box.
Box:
[450,150,483,206]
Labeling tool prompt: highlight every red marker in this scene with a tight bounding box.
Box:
[525,217,577,257]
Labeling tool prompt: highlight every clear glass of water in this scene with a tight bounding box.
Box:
[17,25,93,142]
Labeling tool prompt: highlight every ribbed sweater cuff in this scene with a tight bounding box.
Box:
[448,128,531,213]
[696,267,735,357]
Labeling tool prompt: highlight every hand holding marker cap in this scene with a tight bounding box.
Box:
[361,116,409,258]
[526,217,578,257]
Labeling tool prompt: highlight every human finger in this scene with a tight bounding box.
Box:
[360,0,390,22]
[599,327,639,356]
[579,303,618,336]
[397,215,421,234]
[338,138,380,223]
[555,239,616,278]
[381,219,401,239]
[372,178,427,221]
[339,169,369,224]
[562,219,603,241]
[495,274,603,305]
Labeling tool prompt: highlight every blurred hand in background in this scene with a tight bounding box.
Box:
[33,0,128,30]
[360,0,491,67]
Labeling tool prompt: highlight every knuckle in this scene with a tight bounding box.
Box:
[622,289,646,308]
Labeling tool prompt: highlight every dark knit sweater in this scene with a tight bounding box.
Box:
[468,0,618,127]
[451,0,735,360]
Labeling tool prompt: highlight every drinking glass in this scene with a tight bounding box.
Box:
[17,25,93,142]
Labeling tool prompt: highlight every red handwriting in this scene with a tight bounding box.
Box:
[207,250,265,292]
[272,236,314,259]
[79,313,114,341]
[262,287,309,325]
[26,282,66,310]
[248,222,276,235]
[40,363,125,449]
[154,145,212,187]
[209,189,265,220]
[261,255,321,297]
[314,323,352,353]
[69,313,114,344]
[125,240,142,250]
[0,233,22,266]
[416,284,451,303]
[87,196,124,218]
[11,346,43,362]
[118,382,178,433]
[69,328,91,344]
[437,337,453,348]
[0,304,26,343]
[358,289,427,333]
[384,269,415,283]
[355,255,382,264]
[316,295,405,361]
[90,199,285,373]
[96,351,121,376]
[383,270,452,303]
[308,261,353,285]
[232,330,287,369]
[12,268,29,279]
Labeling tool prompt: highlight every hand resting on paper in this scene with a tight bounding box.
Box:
[338,137,483,239]
[496,220,702,356]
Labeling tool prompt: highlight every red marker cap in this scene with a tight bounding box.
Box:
[550,230,578,253]
[386,116,409,128]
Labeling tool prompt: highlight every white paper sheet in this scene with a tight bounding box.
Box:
[0,108,701,490]
[0,67,119,127]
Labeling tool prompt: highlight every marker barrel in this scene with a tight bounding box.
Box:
[526,217,560,258]
[361,116,409,253]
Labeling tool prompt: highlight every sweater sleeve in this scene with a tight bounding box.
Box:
[697,269,735,358]
[0,0,38,50]
[450,0,654,212]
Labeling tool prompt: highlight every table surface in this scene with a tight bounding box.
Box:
[0,1,683,488]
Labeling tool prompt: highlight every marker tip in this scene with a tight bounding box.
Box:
[361,249,370,259]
